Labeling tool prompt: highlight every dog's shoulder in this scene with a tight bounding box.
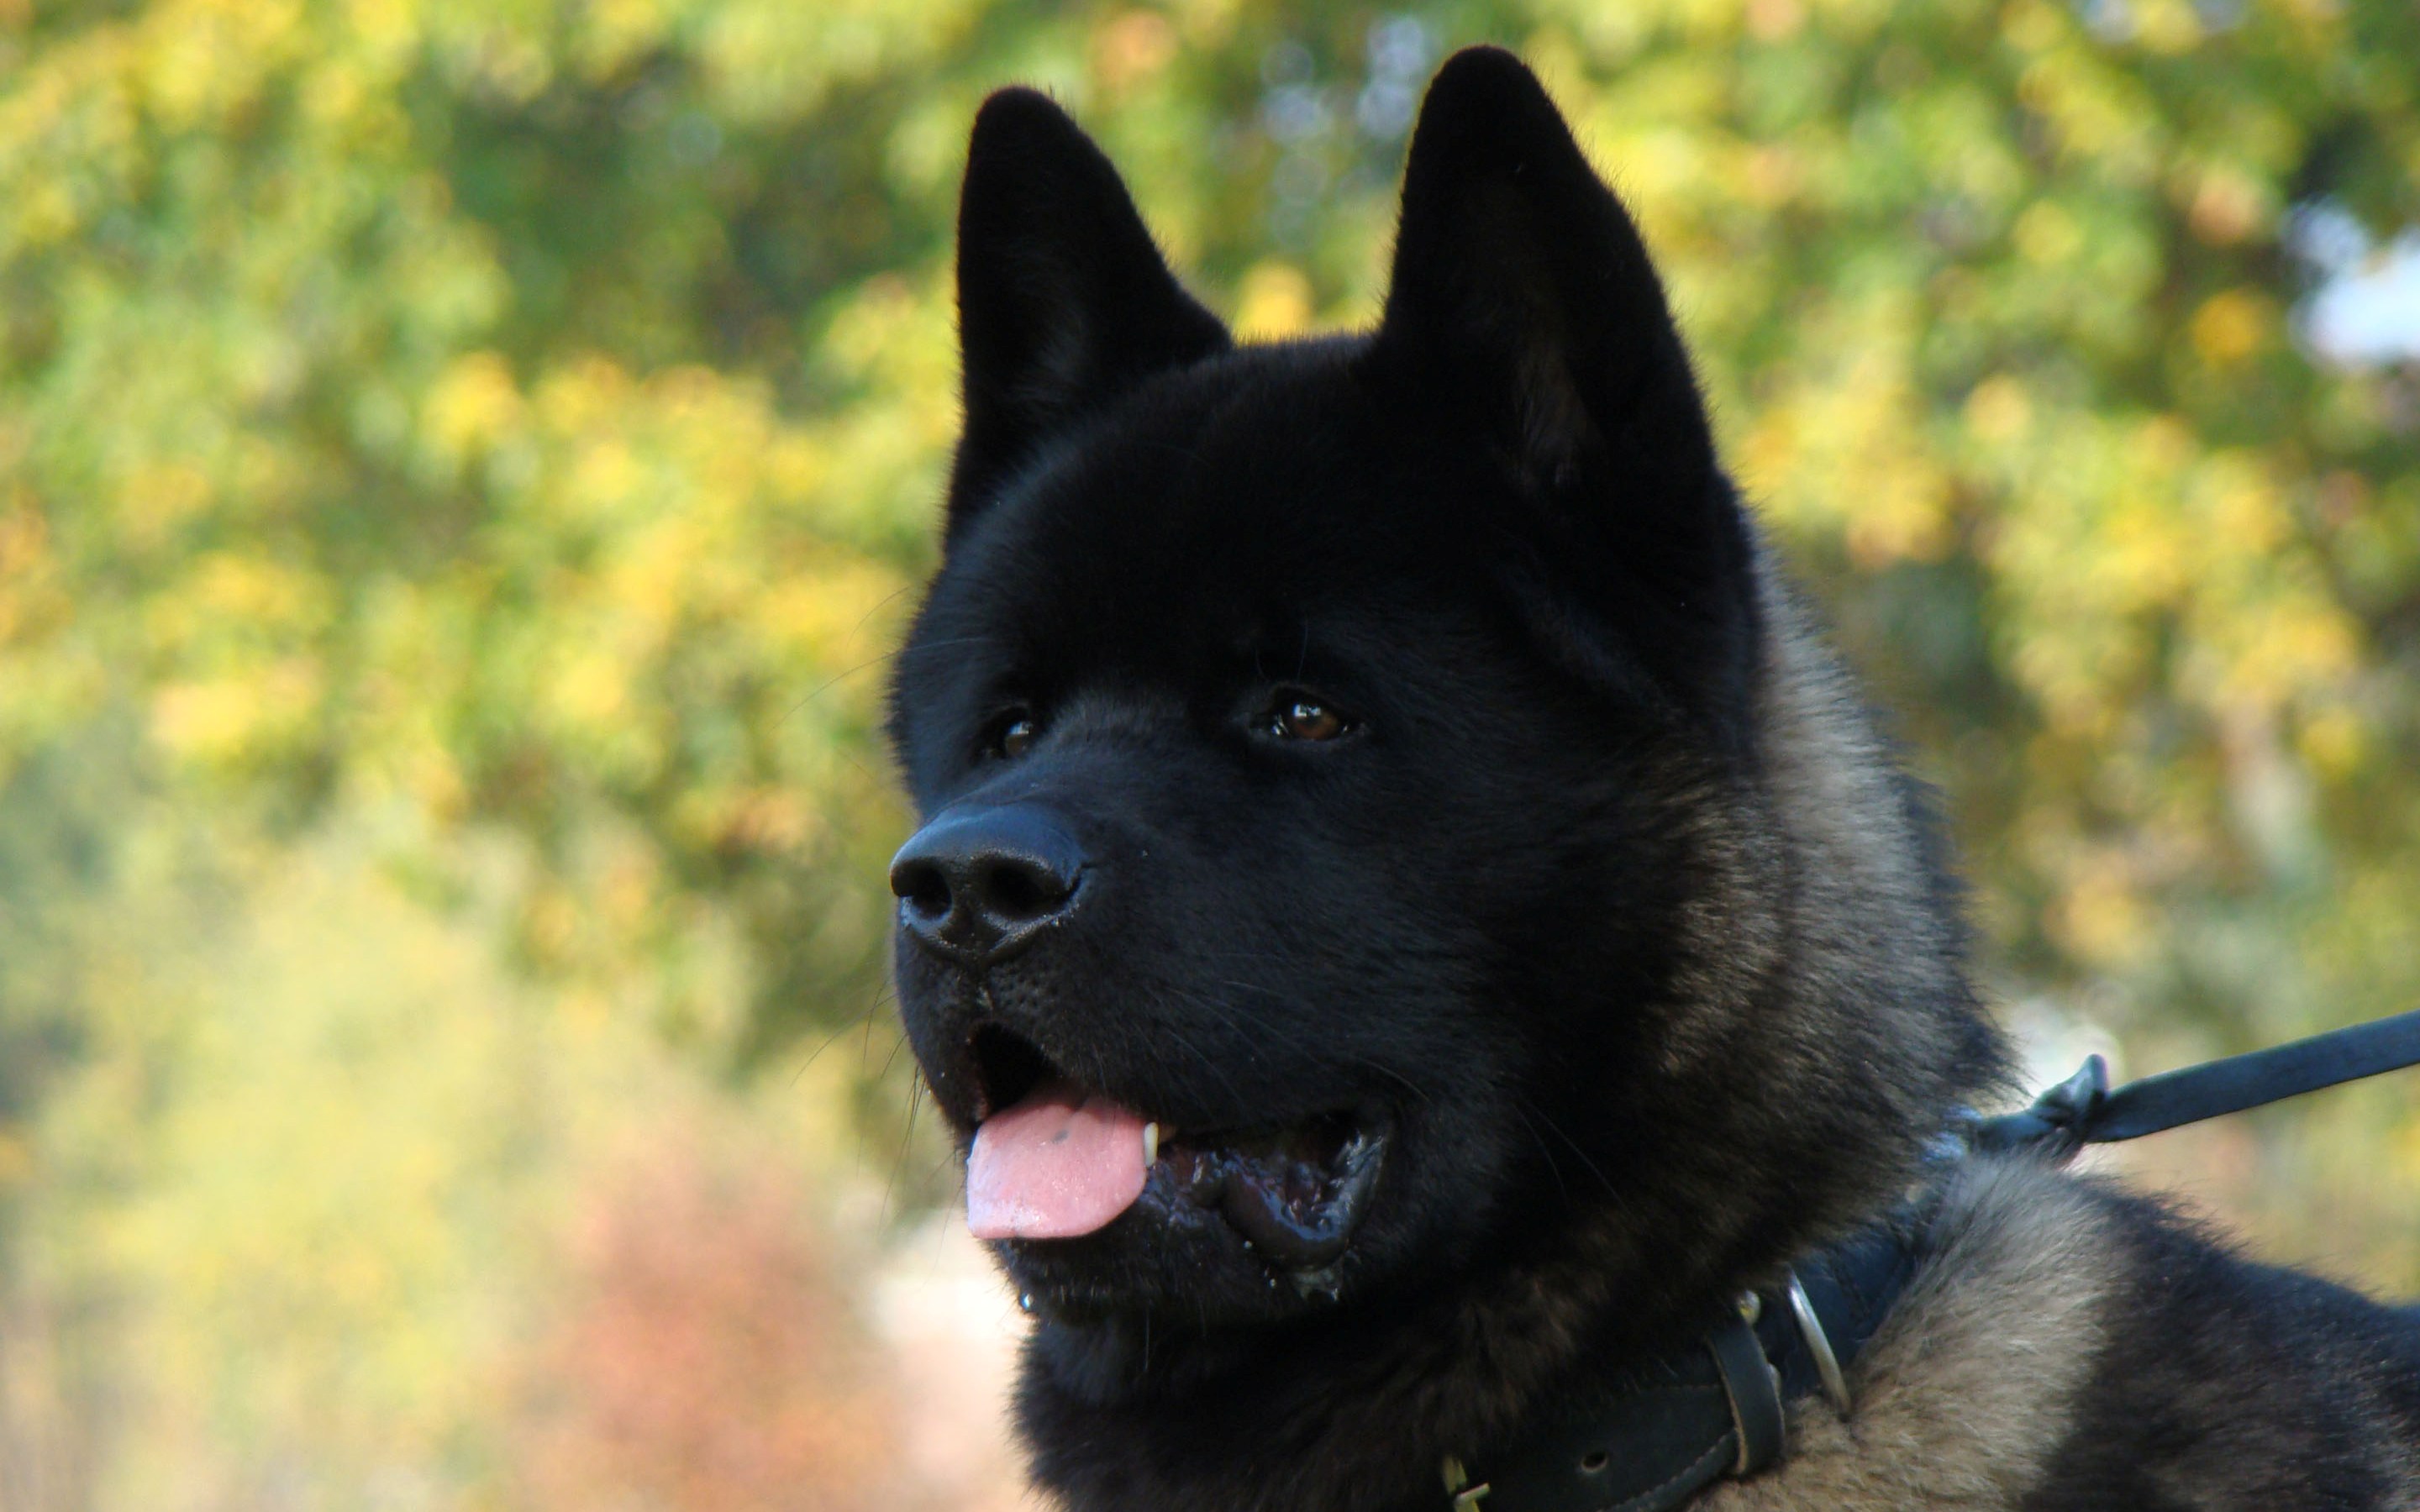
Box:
[1719,1155,2420,1511]
[2024,1168,2420,1511]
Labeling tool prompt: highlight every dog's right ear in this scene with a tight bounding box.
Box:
[949,88,1230,538]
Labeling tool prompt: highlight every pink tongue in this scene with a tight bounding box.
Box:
[967,1079,1149,1241]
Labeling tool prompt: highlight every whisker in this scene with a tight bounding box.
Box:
[786,634,996,720]
[882,1077,926,1225]
[1529,1106,1622,1203]
[1208,978,1434,1105]
[1515,1106,1572,1207]
[788,984,896,1086]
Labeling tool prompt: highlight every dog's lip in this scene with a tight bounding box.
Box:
[963,1022,1393,1272]
[1150,1102,1394,1271]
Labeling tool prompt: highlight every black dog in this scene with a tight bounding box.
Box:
[885,46,2420,1512]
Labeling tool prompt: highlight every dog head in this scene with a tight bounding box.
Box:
[886,48,2001,1343]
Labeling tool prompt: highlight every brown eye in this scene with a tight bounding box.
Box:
[993,714,1038,759]
[1270,697,1349,742]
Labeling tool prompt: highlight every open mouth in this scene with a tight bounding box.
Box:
[962,1023,1392,1273]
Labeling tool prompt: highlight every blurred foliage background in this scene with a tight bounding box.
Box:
[0,0,2416,1505]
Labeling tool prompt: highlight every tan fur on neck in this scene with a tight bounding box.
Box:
[1710,1157,2111,1511]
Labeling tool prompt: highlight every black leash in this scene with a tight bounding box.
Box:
[1444,1005,2420,1512]
[1970,1005,2420,1154]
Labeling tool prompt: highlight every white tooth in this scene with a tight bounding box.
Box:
[1143,1122,1160,1164]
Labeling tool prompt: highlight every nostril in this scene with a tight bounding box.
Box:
[892,858,954,923]
[979,857,1070,924]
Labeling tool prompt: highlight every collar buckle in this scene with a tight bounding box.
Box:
[1442,1455,1491,1509]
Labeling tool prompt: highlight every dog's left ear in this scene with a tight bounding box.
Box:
[950,88,1231,538]
[1373,49,1754,728]
[1370,48,1716,500]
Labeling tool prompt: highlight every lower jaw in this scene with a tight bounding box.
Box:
[1001,1186,1380,1324]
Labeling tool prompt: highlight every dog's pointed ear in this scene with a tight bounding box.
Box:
[1373,50,1755,730]
[949,88,1230,535]
[1370,49,1714,497]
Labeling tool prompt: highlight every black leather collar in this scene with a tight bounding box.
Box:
[1433,1005,2420,1512]
[1438,1209,1928,1512]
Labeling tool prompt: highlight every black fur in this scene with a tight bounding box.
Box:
[884,46,2420,1512]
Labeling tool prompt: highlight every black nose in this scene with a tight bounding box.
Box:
[889,806,1086,968]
